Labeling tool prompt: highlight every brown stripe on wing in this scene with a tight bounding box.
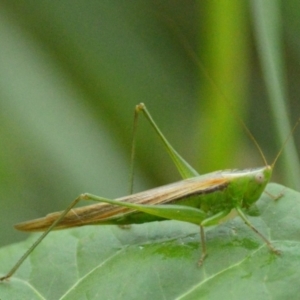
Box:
[131,177,229,206]
[14,176,229,232]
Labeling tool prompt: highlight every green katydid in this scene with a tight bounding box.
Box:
[0,102,298,281]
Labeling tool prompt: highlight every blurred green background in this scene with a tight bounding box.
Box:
[0,1,300,247]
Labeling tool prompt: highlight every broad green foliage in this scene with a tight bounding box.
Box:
[0,183,300,300]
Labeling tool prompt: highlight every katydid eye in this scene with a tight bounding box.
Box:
[255,173,264,184]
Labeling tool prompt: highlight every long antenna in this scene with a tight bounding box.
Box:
[173,27,269,167]
[271,118,300,168]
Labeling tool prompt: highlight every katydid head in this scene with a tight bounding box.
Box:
[239,116,300,208]
[225,166,272,208]
[242,166,272,208]
[229,115,299,208]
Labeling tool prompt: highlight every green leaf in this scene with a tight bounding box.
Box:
[0,182,300,300]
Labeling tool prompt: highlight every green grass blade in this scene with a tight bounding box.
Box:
[251,0,300,189]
